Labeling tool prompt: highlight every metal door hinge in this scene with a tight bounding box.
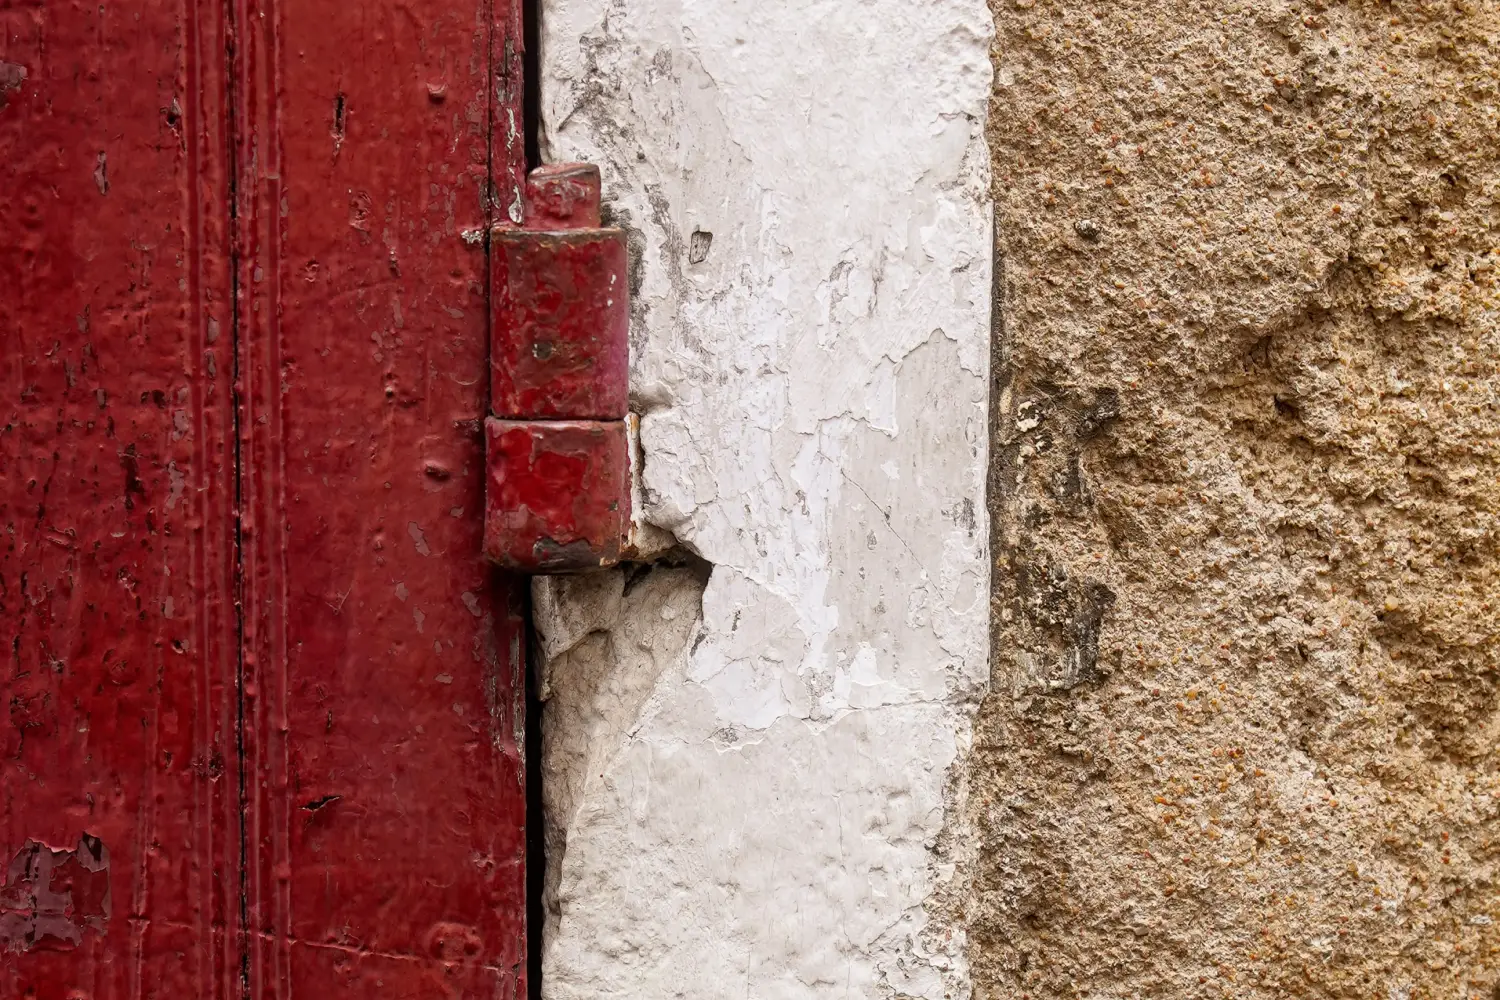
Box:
[483,164,631,573]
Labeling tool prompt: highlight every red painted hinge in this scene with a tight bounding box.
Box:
[484,164,631,573]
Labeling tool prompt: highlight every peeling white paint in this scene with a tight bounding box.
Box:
[539,1,993,997]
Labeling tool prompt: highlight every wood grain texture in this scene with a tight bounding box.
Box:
[0,0,239,995]
[234,0,527,993]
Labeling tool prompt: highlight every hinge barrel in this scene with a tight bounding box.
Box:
[483,163,631,573]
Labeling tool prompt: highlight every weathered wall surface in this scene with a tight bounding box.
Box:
[978,1,1500,996]
[536,2,992,998]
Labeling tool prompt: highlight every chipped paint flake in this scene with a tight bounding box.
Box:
[0,835,111,954]
[0,61,25,110]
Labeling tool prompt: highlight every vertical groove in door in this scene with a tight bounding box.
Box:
[232,0,294,986]
[223,0,249,990]
[524,593,544,1000]
[182,0,242,991]
[493,0,527,227]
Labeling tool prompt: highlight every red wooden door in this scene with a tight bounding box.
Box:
[1,0,529,995]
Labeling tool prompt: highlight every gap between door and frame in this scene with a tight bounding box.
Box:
[518,0,545,998]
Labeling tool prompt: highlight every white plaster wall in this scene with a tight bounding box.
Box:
[537,2,993,997]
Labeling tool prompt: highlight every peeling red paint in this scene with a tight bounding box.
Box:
[524,163,604,230]
[2,0,240,994]
[0,60,24,111]
[0,837,111,954]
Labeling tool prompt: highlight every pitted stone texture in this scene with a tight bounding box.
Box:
[977,1,1500,997]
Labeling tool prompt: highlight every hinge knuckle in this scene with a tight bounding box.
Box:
[525,163,603,231]
[484,163,631,574]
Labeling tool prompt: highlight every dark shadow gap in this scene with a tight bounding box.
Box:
[524,583,546,1000]
[520,2,545,996]
[523,0,542,170]
[223,0,250,992]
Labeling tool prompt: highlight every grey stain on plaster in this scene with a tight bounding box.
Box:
[688,230,712,264]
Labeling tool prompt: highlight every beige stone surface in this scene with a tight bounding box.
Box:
[975,1,1500,996]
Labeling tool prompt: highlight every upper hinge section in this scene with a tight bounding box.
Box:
[482,164,632,575]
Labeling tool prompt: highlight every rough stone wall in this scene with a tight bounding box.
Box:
[976,1,1500,996]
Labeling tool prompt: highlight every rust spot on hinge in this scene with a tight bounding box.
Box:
[531,537,610,571]
[0,835,110,953]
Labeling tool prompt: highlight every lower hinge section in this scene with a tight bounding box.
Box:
[483,418,629,573]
